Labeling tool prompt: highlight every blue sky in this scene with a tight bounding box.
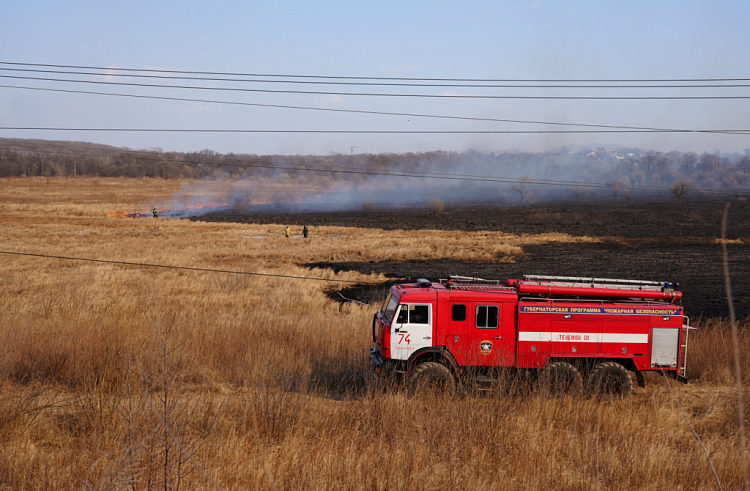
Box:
[1,0,749,155]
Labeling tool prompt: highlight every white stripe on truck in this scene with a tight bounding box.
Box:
[518,332,649,343]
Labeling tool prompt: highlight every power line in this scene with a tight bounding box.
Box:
[2,144,748,197]
[2,126,749,135]
[2,84,748,135]
[3,66,750,89]
[4,73,750,100]
[0,250,378,284]
[2,61,749,83]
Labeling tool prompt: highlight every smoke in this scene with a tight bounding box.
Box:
[162,173,558,217]
[157,146,750,218]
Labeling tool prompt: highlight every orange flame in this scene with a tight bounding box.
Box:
[107,202,231,218]
[107,189,340,218]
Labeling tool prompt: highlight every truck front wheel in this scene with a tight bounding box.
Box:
[408,362,456,396]
[587,362,634,397]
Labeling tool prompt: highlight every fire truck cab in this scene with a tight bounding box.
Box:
[371,275,691,395]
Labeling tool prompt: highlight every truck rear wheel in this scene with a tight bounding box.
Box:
[587,362,634,397]
[538,361,583,395]
[408,362,456,396]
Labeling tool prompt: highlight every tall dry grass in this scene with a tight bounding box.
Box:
[0,177,746,489]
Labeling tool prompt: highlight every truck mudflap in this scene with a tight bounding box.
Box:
[370,348,385,368]
[406,347,461,379]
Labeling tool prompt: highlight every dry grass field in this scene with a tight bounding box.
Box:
[0,177,747,490]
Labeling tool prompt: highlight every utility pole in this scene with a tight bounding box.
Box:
[350,146,359,154]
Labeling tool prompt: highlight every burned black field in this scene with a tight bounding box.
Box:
[197,200,750,319]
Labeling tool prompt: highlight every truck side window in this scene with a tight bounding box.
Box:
[396,307,408,324]
[452,304,467,321]
[476,305,499,328]
[396,304,429,324]
[410,305,429,324]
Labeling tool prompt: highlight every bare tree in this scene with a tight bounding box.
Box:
[510,177,531,203]
[639,153,671,183]
[428,198,444,215]
[606,179,628,198]
[670,180,692,204]
[722,173,738,191]
[680,152,698,176]
[228,184,252,213]
[698,153,723,174]
[734,172,750,188]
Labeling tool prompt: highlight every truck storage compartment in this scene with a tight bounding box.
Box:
[651,327,680,368]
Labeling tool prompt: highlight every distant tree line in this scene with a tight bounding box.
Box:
[0,138,748,193]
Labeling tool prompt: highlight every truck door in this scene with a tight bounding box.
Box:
[390,303,434,361]
[466,302,515,367]
[445,303,469,365]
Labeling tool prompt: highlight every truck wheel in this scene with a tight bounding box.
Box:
[587,362,634,397]
[538,361,583,395]
[409,362,456,396]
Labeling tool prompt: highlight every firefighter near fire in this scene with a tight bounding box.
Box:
[371,275,694,396]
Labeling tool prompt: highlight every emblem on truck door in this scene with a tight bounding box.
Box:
[480,341,493,354]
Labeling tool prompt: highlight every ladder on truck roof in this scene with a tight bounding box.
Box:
[444,275,502,284]
[440,275,513,291]
[522,275,677,292]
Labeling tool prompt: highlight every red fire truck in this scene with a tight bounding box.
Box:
[370,275,693,395]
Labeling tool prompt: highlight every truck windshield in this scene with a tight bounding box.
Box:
[382,293,399,323]
[380,291,391,314]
